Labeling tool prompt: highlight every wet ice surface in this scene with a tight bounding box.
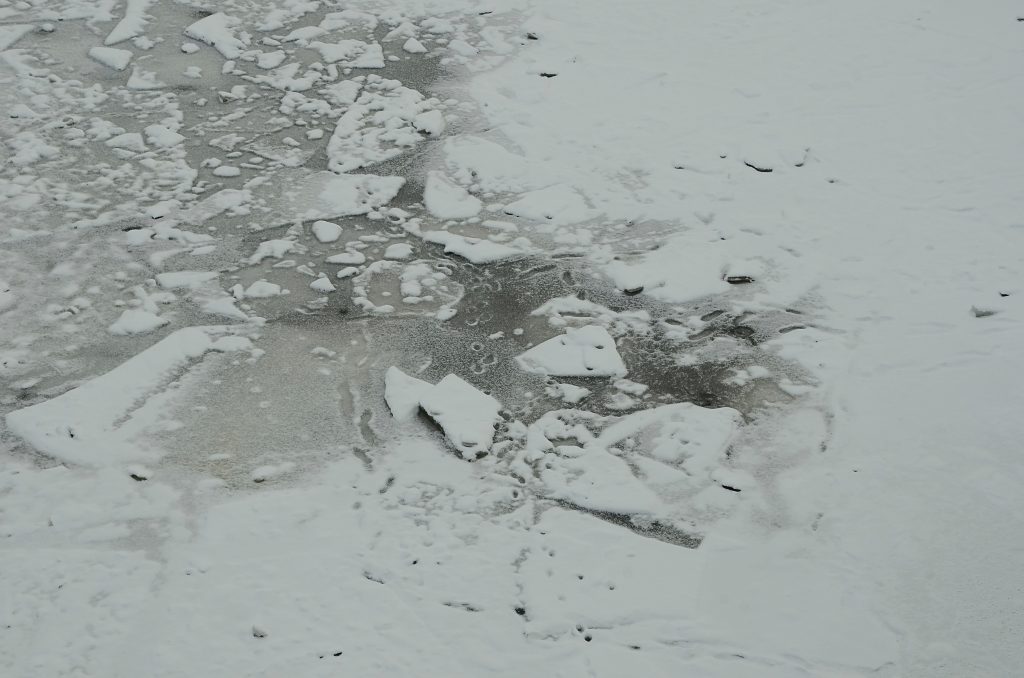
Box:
[0,3,883,677]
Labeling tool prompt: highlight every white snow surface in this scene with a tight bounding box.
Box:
[423,170,481,219]
[108,309,169,335]
[183,13,247,59]
[5,327,251,467]
[88,46,133,71]
[1,1,1023,677]
[383,366,432,420]
[418,374,501,459]
[517,325,627,378]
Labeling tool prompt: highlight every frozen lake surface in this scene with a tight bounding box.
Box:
[2,1,1023,676]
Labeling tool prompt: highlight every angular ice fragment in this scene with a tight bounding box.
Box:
[419,375,500,459]
[517,325,626,377]
[5,327,250,467]
[383,366,433,420]
[595,402,741,474]
[89,46,133,71]
[423,171,480,219]
[184,12,247,59]
[108,309,168,336]
[311,220,342,243]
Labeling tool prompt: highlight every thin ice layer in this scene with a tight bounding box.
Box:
[5,327,252,467]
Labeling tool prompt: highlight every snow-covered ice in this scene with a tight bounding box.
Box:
[2,1,1023,676]
[517,325,627,377]
[424,171,482,219]
[418,374,501,459]
[88,46,133,71]
[383,366,432,420]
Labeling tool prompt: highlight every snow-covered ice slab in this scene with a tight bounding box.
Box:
[423,171,481,219]
[517,325,627,377]
[290,172,405,221]
[183,12,247,59]
[104,0,153,45]
[539,445,669,517]
[383,366,432,420]
[5,327,253,467]
[595,402,742,475]
[88,46,132,71]
[522,401,742,521]
[420,230,524,264]
[520,508,704,635]
[418,374,500,459]
[0,24,33,51]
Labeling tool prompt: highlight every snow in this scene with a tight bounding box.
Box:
[547,382,590,404]
[502,184,592,225]
[383,366,432,420]
[144,124,184,148]
[105,132,147,152]
[155,271,218,289]
[183,13,247,60]
[383,243,413,260]
[325,251,365,265]
[309,276,335,293]
[88,46,133,71]
[325,77,443,172]
[256,50,287,70]
[2,2,1023,676]
[104,0,153,45]
[594,403,740,473]
[242,280,284,298]
[310,220,342,243]
[0,25,33,51]
[247,239,295,264]
[5,327,250,467]
[402,38,427,54]
[299,172,405,219]
[0,279,13,313]
[413,110,446,137]
[423,171,481,219]
[108,309,169,335]
[420,231,524,263]
[418,374,501,459]
[517,325,627,377]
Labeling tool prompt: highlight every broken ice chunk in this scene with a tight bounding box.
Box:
[383,243,413,260]
[184,12,247,60]
[517,325,627,378]
[420,231,523,264]
[243,280,284,298]
[419,374,500,459]
[403,37,427,54]
[108,309,169,336]
[309,276,336,293]
[106,132,147,153]
[247,239,295,265]
[383,366,433,420]
[311,220,342,243]
[595,402,741,475]
[155,271,218,289]
[89,46,133,71]
[144,124,184,148]
[325,251,365,265]
[413,110,446,137]
[546,382,590,404]
[424,171,481,219]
